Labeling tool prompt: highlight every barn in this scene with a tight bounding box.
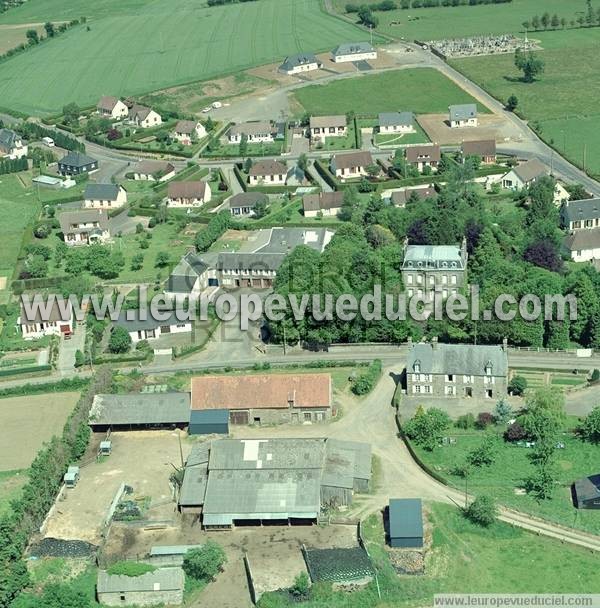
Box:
[388,498,424,548]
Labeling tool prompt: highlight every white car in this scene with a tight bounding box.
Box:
[202,106,211,113]
[211,101,222,109]
[42,136,55,147]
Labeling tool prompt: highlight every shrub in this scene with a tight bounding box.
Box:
[494,398,512,423]
[579,407,600,443]
[467,435,497,467]
[351,359,382,395]
[455,413,475,429]
[475,412,495,429]
[108,326,131,354]
[74,349,85,368]
[504,422,527,442]
[290,572,310,598]
[404,406,451,451]
[590,369,600,383]
[464,495,497,527]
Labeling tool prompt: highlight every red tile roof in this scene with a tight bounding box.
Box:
[191,373,332,410]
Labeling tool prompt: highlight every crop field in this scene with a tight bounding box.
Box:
[293,68,489,116]
[0,0,382,115]
[0,391,80,470]
[332,0,587,41]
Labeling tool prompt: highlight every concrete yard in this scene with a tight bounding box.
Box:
[0,391,80,471]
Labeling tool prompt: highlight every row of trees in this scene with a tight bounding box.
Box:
[523,1,600,31]
[347,0,511,13]
[0,155,27,175]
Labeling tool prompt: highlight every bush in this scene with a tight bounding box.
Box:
[467,435,497,467]
[590,369,600,383]
[455,413,475,429]
[464,495,497,527]
[508,375,528,396]
[579,407,600,443]
[351,359,382,395]
[108,326,131,354]
[404,406,451,451]
[504,422,527,442]
[183,542,227,582]
[475,412,495,429]
[74,349,85,368]
[494,398,512,423]
[290,572,310,598]
[195,211,231,252]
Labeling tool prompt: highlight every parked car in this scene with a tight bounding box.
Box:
[42,136,55,147]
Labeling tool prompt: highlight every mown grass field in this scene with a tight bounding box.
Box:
[411,425,600,535]
[259,504,600,607]
[0,0,382,115]
[332,0,587,40]
[293,68,489,116]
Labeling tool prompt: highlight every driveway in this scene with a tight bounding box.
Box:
[56,323,85,376]
[109,209,150,236]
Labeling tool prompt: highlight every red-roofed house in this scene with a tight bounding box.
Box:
[191,373,333,425]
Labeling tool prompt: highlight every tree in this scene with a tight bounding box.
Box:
[253,199,268,219]
[467,435,497,467]
[504,422,527,442]
[14,582,93,608]
[26,29,39,44]
[514,49,545,83]
[475,412,495,429]
[74,350,85,368]
[506,94,518,112]
[404,407,451,451]
[540,12,550,29]
[531,14,540,30]
[108,326,131,354]
[579,407,600,443]
[155,251,170,268]
[494,398,513,423]
[24,255,48,279]
[521,20,530,31]
[550,13,559,28]
[130,253,144,271]
[456,413,475,429]
[338,185,359,221]
[298,153,308,172]
[243,157,253,173]
[464,495,497,527]
[183,542,227,582]
[366,164,380,178]
[62,102,81,125]
[508,375,527,396]
[44,22,56,37]
[523,240,562,273]
[357,5,379,27]
[586,0,595,26]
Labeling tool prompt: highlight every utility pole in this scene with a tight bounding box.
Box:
[283,324,287,356]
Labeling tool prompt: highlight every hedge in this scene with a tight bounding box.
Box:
[0,377,89,398]
[0,364,51,378]
[351,359,382,395]
[313,159,339,190]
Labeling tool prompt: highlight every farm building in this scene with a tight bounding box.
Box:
[573,474,600,509]
[278,53,322,75]
[388,498,424,548]
[189,409,229,436]
[96,567,184,606]
[88,392,191,431]
[449,103,478,128]
[177,438,372,525]
[58,151,98,176]
[190,373,333,426]
[331,42,377,63]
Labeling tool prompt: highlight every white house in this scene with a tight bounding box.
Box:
[115,310,192,343]
[0,128,27,160]
[227,192,268,217]
[96,96,129,120]
[330,151,374,180]
[132,160,176,182]
[331,42,377,63]
[58,209,111,246]
[449,104,478,128]
[302,191,344,218]
[248,159,287,186]
[278,53,322,75]
[129,104,162,128]
[564,228,600,263]
[83,184,127,209]
[172,120,206,145]
[166,181,211,208]
[229,122,274,144]
[18,296,74,340]
[406,144,441,173]
[309,115,347,142]
[501,158,548,190]
[378,112,415,134]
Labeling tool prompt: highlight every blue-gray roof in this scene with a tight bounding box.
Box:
[190,409,229,425]
[389,498,423,539]
[59,150,97,168]
[402,244,465,270]
[279,53,320,71]
[449,104,477,121]
[379,112,414,128]
[332,42,374,56]
[561,198,600,225]
[407,342,508,377]
[0,128,20,152]
[84,183,121,201]
[574,474,600,503]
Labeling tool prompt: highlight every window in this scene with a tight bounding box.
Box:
[424,385,431,394]
[446,374,454,382]
[417,274,423,284]
[463,375,473,383]
[486,389,493,398]
[407,275,413,285]
[304,412,312,421]
[451,275,457,285]
[442,275,448,285]
[445,385,455,396]
[413,359,421,373]
[414,385,421,394]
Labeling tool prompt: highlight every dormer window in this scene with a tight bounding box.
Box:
[485,360,493,375]
[413,359,421,373]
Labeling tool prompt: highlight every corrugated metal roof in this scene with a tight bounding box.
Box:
[178,443,210,506]
[389,498,423,539]
[89,393,190,426]
[149,545,202,557]
[97,567,184,593]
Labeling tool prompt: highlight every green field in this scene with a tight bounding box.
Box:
[259,504,600,607]
[0,0,382,115]
[374,122,430,147]
[293,68,489,116]
[332,0,588,40]
[410,425,600,535]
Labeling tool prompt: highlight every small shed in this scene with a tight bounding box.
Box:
[573,474,600,509]
[188,409,229,436]
[388,498,424,548]
[64,465,80,488]
[148,545,203,566]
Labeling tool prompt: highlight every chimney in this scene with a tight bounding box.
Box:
[432,336,438,349]
[461,236,468,262]
[407,336,413,347]
[502,337,508,351]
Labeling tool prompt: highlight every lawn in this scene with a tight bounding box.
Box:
[373,123,430,148]
[203,140,286,159]
[259,503,600,607]
[410,425,600,535]
[332,0,589,41]
[293,68,489,117]
[0,0,382,115]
